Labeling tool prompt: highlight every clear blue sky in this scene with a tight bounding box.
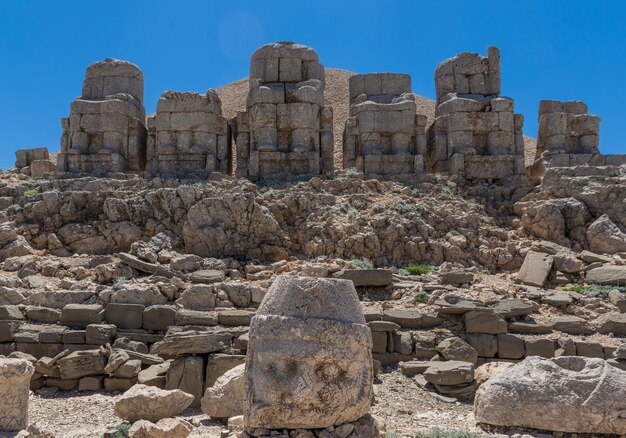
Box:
[1,1,625,170]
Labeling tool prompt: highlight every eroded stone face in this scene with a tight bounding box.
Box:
[244,276,373,429]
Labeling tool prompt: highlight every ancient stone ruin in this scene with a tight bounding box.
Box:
[232,42,334,181]
[428,47,525,180]
[145,90,231,178]
[57,58,147,175]
[0,358,35,431]
[244,275,377,434]
[343,73,427,176]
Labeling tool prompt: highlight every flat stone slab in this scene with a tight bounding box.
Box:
[434,296,486,315]
[586,265,626,285]
[189,269,225,284]
[382,309,442,328]
[516,251,554,288]
[332,269,393,287]
[150,331,232,357]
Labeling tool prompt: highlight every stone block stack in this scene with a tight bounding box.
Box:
[57,58,147,175]
[343,73,427,177]
[232,42,334,181]
[145,90,231,178]
[428,47,525,180]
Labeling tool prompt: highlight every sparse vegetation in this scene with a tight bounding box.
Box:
[404,263,434,276]
[112,277,128,290]
[395,200,420,217]
[350,257,374,269]
[385,432,400,438]
[23,188,39,197]
[414,292,428,304]
[565,284,625,298]
[106,423,131,438]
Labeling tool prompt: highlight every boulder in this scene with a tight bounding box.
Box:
[201,363,245,418]
[474,356,626,434]
[474,361,514,387]
[587,214,626,254]
[150,331,232,357]
[596,313,626,335]
[586,265,626,285]
[128,418,193,438]
[516,251,553,288]
[332,268,393,287]
[423,361,474,386]
[188,269,225,284]
[436,337,478,365]
[463,311,507,334]
[114,384,194,422]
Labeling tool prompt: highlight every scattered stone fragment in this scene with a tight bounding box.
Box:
[423,361,475,386]
[114,384,194,422]
[201,363,244,418]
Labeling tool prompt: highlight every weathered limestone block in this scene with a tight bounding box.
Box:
[57,58,147,175]
[114,384,194,423]
[146,90,231,178]
[475,356,626,434]
[343,73,427,176]
[15,147,49,169]
[244,275,374,429]
[201,363,245,418]
[428,47,525,179]
[233,42,333,181]
[0,358,35,432]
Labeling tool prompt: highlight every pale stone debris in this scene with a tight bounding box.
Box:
[14,147,49,169]
[0,358,35,431]
[244,275,375,431]
[428,47,526,180]
[57,58,147,175]
[343,73,427,176]
[232,42,334,181]
[145,90,231,178]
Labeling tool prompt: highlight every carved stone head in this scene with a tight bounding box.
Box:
[244,275,373,429]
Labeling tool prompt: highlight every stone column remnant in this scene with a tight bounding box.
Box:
[232,42,334,181]
[0,358,35,431]
[343,73,428,176]
[145,90,231,178]
[244,275,374,430]
[57,58,147,175]
[428,47,525,180]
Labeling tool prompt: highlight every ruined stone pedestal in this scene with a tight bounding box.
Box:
[57,58,147,175]
[146,90,231,178]
[428,47,525,180]
[0,358,35,431]
[343,73,427,177]
[232,42,334,181]
[529,100,626,180]
[244,275,374,430]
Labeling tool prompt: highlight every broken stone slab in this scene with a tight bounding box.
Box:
[542,293,573,307]
[188,269,225,284]
[580,250,613,264]
[399,360,431,377]
[516,251,554,288]
[205,354,246,389]
[175,309,218,326]
[440,270,474,285]
[586,265,626,285]
[596,313,626,335]
[608,289,626,312]
[201,363,244,419]
[382,309,442,328]
[138,360,171,388]
[166,356,204,408]
[368,321,401,332]
[0,305,24,320]
[57,350,107,379]
[434,295,486,314]
[551,316,594,335]
[114,384,195,423]
[118,253,185,279]
[463,310,507,334]
[150,330,232,357]
[587,214,626,255]
[490,299,538,318]
[332,268,393,287]
[423,361,475,386]
[60,304,104,328]
[436,337,478,365]
[127,418,193,438]
[474,356,626,434]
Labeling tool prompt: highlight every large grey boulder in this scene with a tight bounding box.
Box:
[475,356,626,434]
[586,265,626,285]
[201,363,245,418]
[587,214,626,254]
[244,275,373,429]
[114,384,194,422]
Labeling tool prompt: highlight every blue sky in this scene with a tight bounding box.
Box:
[1,0,625,170]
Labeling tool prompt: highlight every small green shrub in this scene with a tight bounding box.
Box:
[565,284,625,298]
[360,295,371,302]
[350,257,374,269]
[106,423,132,438]
[23,188,39,197]
[404,263,433,276]
[112,277,128,290]
[480,215,491,224]
[386,432,400,438]
[415,429,488,438]
[413,292,428,304]
[395,200,420,217]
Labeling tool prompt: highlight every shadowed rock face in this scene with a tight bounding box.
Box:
[244,275,373,429]
[474,356,626,434]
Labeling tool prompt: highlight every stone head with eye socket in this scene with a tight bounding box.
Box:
[244,275,374,430]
